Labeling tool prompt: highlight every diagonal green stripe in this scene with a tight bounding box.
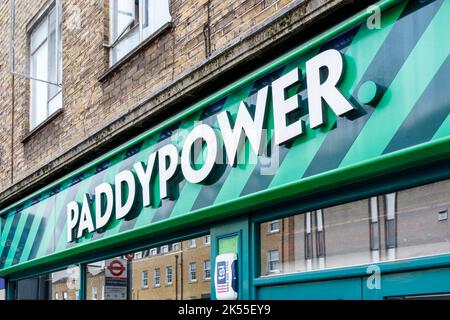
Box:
[433,114,450,139]
[34,200,59,259]
[0,214,14,256]
[4,211,29,268]
[18,196,55,264]
[340,0,450,166]
[217,53,319,202]
[212,67,292,205]
[270,2,406,188]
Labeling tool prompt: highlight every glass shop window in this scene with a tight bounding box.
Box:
[86,235,211,300]
[13,265,80,300]
[29,1,62,129]
[259,178,450,276]
[109,0,171,65]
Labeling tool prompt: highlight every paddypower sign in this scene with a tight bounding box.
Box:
[2,0,450,271]
[66,49,362,242]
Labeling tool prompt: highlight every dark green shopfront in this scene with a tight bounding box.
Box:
[2,0,450,300]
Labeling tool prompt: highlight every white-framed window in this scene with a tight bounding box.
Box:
[188,239,196,249]
[55,292,59,300]
[154,268,161,287]
[62,292,68,300]
[29,1,62,129]
[109,0,171,65]
[92,286,98,300]
[189,262,197,282]
[149,248,158,256]
[203,260,211,280]
[134,251,143,259]
[203,235,211,246]
[161,245,169,254]
[268,220,280,233]
[142,270,148,288]
[172,243,180,251]
[267,250,280,274]
[165,266,173,285]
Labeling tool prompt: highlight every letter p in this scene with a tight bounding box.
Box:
[67,201,80,243]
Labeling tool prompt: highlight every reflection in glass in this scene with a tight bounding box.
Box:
[86,235,211,300]
[260,179,450,276]
[14,265,80,300]
[0,278,5,300]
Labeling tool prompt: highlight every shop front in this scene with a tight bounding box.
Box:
[1,0,450,300]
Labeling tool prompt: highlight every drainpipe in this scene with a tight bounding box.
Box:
[180,249,184,300]
[203,0,212,57]
[175,255,178,300]
[8,0,15,184]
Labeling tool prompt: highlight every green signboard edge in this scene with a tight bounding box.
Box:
[4,0,449,277]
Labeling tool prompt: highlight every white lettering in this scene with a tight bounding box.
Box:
[218,86,269,166]
[115,170,136,220]
[306,49,355,129]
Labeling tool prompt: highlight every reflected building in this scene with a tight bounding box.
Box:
[261,179,450,276]
[82,235,211,300]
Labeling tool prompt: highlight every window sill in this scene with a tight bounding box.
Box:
[22,108,64,144]
[98,22,173,83]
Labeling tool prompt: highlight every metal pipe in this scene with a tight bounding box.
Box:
[175,254,178,300]
[8,0,15,74]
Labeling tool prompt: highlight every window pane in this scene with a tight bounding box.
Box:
[30,6,62,129]
[86,235,210,300]
[111,0,135,40]
[111,27,139,64]
[30,19,48,53]
[48,8,62,103]
[142,0,171,39]
[110,0,139,64]
[260,179,450,276]
[31,42,49,128]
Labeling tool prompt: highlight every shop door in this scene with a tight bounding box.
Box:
[363,267,450,300]
[257,277,363,300]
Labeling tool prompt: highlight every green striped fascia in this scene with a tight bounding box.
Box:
[3,0,450,277]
